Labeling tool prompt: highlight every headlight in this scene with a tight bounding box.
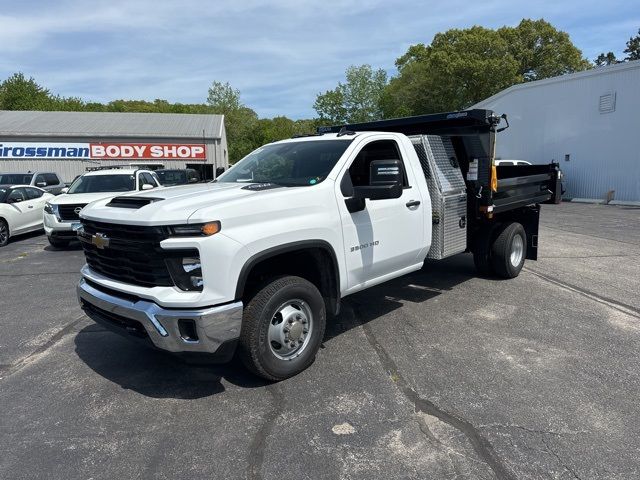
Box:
[44,202,57,215]
[166,253,203,291]
[168,221,220,237]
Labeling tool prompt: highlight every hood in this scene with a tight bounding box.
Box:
[50,191,130,205]
[80,182,292,225]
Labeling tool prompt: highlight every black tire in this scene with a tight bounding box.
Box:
[48,236,70,249]
[491,222,526,279]
[472,229,494,277]
[0,219,9,247]
[238,275,326,381]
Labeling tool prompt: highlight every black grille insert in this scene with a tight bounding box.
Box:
[58,204,87,221]
[80,220,197,288]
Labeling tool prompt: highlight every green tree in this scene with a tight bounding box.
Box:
[499,19,591,81]
[314,65,387,124]
[381,19,590,117]
[207,81,242,115]
[0,73,53,110]
[594,52,618,67]
[382,26,520,116]
[624,28,640,60]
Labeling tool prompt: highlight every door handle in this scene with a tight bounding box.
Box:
[406,200,421,208]
[28,205,34,209]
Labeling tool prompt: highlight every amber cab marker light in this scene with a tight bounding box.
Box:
[201,222,221,236]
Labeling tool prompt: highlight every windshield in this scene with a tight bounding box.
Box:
[0,173,33,185]
[67,174,136,194]
[157,170,186,185]
[217,140,353,186]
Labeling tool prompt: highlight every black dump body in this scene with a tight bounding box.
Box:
[319,109,563,260]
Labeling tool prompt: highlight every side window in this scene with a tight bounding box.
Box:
[346,140,408,190]
[25,187,44,199]
[8,188,27,202]
[44,173,59,185]
[150,172,161,186]
[140,172,155,189]
[34,174,46,186]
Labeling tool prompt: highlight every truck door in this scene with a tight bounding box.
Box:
[337,138,425,290]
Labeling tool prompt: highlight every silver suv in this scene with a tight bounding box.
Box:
[0,172,66,195]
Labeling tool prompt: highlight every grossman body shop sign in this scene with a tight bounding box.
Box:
[0,142,207,160]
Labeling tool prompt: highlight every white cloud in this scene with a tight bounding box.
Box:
[1,0,638,118]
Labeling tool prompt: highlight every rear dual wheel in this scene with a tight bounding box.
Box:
[473,222,526,279]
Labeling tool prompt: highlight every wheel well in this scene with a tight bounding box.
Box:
[237,244,340,316]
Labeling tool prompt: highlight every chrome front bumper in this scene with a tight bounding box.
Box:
[77,278,243,354]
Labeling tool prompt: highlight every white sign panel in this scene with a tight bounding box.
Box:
[0,142,90,159]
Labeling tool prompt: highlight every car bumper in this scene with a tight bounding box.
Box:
[44,213,78,238]
[77,278,243,356]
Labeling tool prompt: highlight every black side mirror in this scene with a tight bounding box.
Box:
[353,159,403,200]
[8,197,22,204]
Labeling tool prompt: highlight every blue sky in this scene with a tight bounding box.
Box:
[1,0,638,119]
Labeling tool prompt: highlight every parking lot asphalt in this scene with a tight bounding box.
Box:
[0,202,639,480]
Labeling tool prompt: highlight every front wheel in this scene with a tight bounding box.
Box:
[238,276,326,381]
[491,222,527,279]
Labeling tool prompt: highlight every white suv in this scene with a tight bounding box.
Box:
[44,168,161,247]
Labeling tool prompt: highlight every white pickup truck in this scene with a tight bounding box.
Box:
[76,110,562,380]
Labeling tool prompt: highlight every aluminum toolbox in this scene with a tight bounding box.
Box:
[410,135,468,259]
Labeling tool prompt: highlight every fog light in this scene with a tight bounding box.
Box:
[166,254,203,291]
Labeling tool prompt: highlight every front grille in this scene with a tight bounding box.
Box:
[80,219,196,288]
[59,204,87,221]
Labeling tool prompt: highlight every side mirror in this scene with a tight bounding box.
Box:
[353,159,403,200]
[60,187,69,194]
[142,184,154,190]
[8,197,22,204]
[36,182,47,187]
[189,177,199,183]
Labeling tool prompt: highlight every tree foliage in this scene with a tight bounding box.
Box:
[314,65,387,124]
[623,28,640,61]
[207,81,243,115]
[382,19,590,117]
[594,52,618,67]
[594,27,640,66]
[0,73,54,110]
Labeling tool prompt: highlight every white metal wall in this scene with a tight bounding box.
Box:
[475,62,640,202]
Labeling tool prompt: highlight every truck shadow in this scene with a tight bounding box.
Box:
[73,326,268,400]
[73,253,483,399]
[325,253,480,342]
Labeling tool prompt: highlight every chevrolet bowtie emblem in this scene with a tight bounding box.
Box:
[91,233,110,249]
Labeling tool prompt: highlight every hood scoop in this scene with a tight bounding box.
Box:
[106,196,164,209]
